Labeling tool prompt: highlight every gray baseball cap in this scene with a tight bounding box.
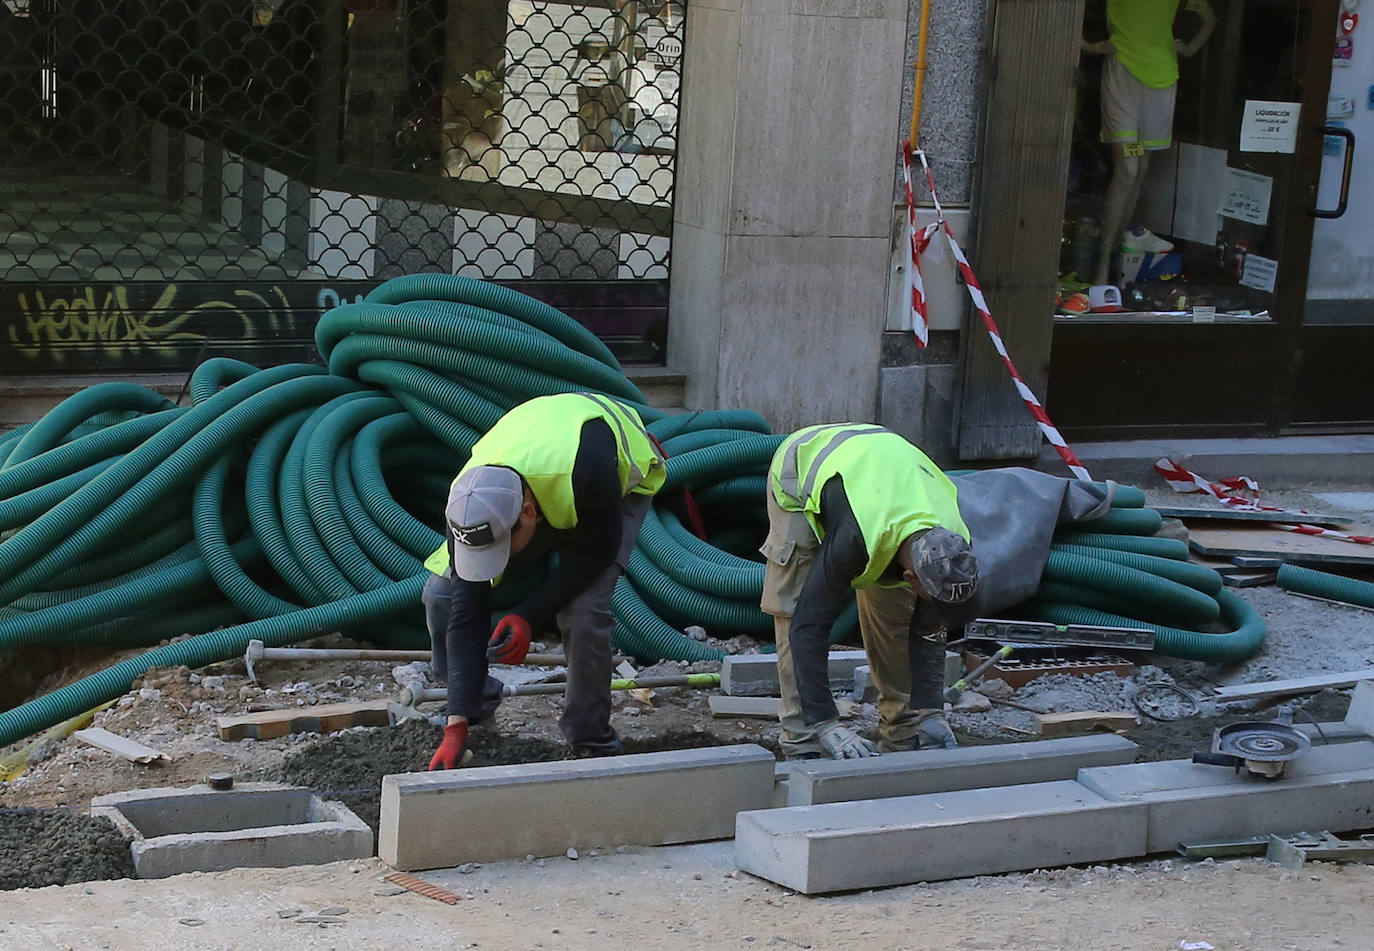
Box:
[905,527,978,603]
[444,465,525,582]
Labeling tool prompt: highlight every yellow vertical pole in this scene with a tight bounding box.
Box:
[909,0,933,146]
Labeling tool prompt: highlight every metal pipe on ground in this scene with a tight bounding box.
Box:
[399,673,721,705]
[244,638,591,681]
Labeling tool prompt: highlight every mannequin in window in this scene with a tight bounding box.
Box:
[1083,0,1215,287]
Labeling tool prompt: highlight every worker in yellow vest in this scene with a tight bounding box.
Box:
[421,393,665,769]
[760,424,978,759]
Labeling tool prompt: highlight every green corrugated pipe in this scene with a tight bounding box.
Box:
[1052,531,1190,560]
[611,575,725,664]
[626,548,771,632]
[315,303,643,404]
[1,382,174,470]
[1043,550,1219,623]
[0,575,427,746]
[1277,564,1374,609]
[1034,589,1266,663]
[0,273,1258,751]
[363,273,622,369]
[1075,506,1163,536]
[1051,542,1223,595]
[638,507,763,599]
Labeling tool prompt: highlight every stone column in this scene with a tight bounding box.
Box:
[667,0,908,432]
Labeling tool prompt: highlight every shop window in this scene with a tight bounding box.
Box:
[1059,0,1302,322]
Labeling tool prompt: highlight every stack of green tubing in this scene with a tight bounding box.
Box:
[0,275,1265,748]
[1033,487,1267,663]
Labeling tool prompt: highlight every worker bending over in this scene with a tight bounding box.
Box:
[422,393,664,769]
[760,423,978,760]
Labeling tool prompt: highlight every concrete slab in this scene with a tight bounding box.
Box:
[91,782,372,879]
[787,735,1138,805]
[379,744,776,870]
[854,653,963,702]
[1297,721,1369,743]
[1344,681,1374,737]
[721,650,868,697]
[735,780,1148,894]
[1313,491,1374,513]
[1077,741,1374,852]
[709,696,781,719]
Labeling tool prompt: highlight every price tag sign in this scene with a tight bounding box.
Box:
[1192,305,1217,323]
[1240,100,1301,153]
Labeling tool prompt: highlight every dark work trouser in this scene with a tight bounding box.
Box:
[421,573,504,722]
[423,493,651,753]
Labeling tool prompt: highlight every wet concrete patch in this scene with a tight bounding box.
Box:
[0,809,135,890]
[273,721,761,835]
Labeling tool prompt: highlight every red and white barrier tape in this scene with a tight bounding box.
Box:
[903,143,1093,482]
[901,142,940,348]
[1155,457,1374,546]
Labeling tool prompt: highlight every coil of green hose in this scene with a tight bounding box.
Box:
[0,273,1267,749]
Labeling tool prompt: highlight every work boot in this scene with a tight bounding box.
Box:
[876,735,919,754]
[914,709,958,750]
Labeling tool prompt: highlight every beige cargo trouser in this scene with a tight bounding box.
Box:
[759,490,919,758]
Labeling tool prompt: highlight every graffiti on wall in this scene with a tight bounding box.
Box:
[1,281,379,373]
[0,278,668,373]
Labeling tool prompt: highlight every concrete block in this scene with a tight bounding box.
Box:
[709,695,781,719]
[788,735,1138,806]
[1298,721,1368,743]
[721,650,868,697]
[946,650,963,686]
[379,744,776,870]
[735,780,1148,893]
[853,652,962,702]
[852,666,878,703]
[1077,740,1374,853]
[91,783,372,879]
[1344,680,1374,737]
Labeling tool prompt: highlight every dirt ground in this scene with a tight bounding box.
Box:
[5,847,1374,951]
[1,477,1373,942]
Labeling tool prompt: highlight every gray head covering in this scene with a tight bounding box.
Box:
[905,526,978,603]
[444,466,524,582]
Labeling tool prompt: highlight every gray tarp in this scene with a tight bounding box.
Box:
[952,468,1116,617]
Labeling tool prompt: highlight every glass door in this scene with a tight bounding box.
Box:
[1289,0,1374,427]
[1047,0,1341,437]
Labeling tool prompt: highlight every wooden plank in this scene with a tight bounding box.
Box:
[1034,711,1138,738]
[708,696,781,719]
[958,0,1084,460]
[1154,506,1352,527]
[1221,571,1278,588]
[1188,526,1374,567]
[1211,669,1374,702]
[217,700,392,741]
[73,728,170,764]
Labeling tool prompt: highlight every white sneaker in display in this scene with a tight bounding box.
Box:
[1121,225,1175,254]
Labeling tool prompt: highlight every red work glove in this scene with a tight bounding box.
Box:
[486,613,532,665]
[428,722,469,771]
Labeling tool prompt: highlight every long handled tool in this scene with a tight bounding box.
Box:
[244,638,592,681]
[943,645,1013,704]
[398,673,721,707]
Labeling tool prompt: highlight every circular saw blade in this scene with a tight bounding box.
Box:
[1215,721,1311,762]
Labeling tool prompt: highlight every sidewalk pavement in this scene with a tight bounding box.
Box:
[1031,435,1374,489]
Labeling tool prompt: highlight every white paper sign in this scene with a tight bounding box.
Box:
[1240,254,1279,293]
[1240,100,1301,153]
[1218,168,1273,225]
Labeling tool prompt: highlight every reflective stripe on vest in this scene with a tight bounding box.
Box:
[776,423,884,506]
[769,424,969,588]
